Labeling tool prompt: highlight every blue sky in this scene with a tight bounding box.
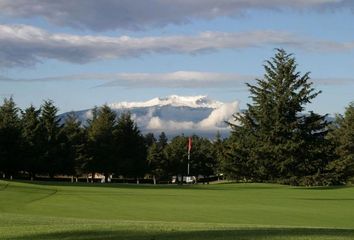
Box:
[0,0,353,114]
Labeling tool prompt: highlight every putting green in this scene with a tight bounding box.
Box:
[0,180,353,239]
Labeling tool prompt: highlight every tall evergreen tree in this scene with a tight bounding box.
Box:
[147,132,169,184]
[40,100,63,177]
[213,132,227,178]
[86,105,117,181]
[327,102,354,184]
[222,129,258,181]
[147,143,165,184]
[227,49,328,184]
[164,135,188,181]
[116,112,147,181]
[21,105,43,178]
[189,136,216,182]
[157,132,168,149]
[0,97,21,177]
[144,132,156,148]
[61,112,85,176]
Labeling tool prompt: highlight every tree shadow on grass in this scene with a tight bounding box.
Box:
[296,198,354,201]
[294,185,353,190]
[11,180,225,191]
[8,228,354,240]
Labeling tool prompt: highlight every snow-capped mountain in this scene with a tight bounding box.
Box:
[61,95,239,138]
[109,95,223,109]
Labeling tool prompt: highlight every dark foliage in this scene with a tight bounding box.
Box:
[223,49,331,185]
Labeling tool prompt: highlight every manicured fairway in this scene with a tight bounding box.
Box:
[0,180,354,240]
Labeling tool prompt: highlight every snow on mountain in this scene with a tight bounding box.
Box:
[108,95,223,109]
[62,95,239,138]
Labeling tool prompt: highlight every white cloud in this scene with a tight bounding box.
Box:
[0,0,351,31]
[1,71,354,88]
[1,24,354,68]
[0,71,254,88]
[144,101,239,133]
[146,118,195,131]
[97,72,255,88]
[199,102,239,128]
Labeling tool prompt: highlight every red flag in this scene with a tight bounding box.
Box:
[188,137,192,153]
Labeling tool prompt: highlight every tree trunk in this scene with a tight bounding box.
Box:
[104,173,109,183]
[30,172,35,181]
[153,175,156,185]
[91,172,95,183]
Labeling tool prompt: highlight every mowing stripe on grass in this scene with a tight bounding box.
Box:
[1,180,354,240]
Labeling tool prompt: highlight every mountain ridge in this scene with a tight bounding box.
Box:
[108,95,223,109]
[60,95,239,138]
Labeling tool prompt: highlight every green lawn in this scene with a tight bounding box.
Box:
[0,180,354,240]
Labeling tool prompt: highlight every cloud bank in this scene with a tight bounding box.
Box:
[0,71,254,88]
[1,24,354,68]
[1,71,353,88]
[0,0,352,31]
[98,72,254,89]
[132,97,239,136]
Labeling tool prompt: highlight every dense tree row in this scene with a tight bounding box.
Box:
[0,100,217,183]
[0,49,353,185]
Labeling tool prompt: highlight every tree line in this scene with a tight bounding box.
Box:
[0,49,353,185]
[0,100,218,183]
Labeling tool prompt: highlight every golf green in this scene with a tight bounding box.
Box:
[0,180,353,239]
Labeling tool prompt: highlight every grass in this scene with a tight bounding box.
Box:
[0,180,354,239]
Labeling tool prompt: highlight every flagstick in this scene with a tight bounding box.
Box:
[187,137,192,176]
[187,152,190,176]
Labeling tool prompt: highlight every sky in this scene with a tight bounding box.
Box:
[0,0,353,115]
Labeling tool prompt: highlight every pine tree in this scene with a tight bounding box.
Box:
[164,135,188,182]
[21,105,43,179]
[158,132,168,149]
[221,130,258,181]
[147,143,165,184]
[213,131,227,179]
[189,136,216,183]
[116,112,147,182]
[61,112,85,177]
[147,132,169,184]
[86,105,117,181]
[144,132,156,148]
[0,97,21,177]
[327,102,354,184]
[40,100,63,177]
[227,49,328,184]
